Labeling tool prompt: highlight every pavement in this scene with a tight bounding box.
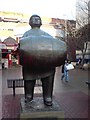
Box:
[0,65,90,119]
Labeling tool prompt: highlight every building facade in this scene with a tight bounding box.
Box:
[0,11,76,63]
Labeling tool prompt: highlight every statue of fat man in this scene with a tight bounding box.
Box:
[18,15,67,106]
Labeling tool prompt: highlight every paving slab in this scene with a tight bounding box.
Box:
[1,66,90,119]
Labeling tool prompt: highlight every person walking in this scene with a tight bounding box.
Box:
[61,60,69,82]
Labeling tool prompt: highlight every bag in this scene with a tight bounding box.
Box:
[66,63,74,70]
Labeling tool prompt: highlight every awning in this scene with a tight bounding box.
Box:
[3,36,18,46]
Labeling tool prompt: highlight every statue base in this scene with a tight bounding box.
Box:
[20,97,64,119]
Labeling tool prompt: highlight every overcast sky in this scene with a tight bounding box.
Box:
[0,0,76,20]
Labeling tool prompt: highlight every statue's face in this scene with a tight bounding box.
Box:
[31,16,41,25]
[29,15,42,28]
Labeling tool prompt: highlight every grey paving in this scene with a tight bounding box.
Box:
[1,65,90,119]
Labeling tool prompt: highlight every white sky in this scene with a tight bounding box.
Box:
[0,0,76,20]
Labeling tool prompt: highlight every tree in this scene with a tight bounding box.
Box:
[66,20,76,61]
[75,0,90,68]
[76,0,89,27]
[76,23,90,66]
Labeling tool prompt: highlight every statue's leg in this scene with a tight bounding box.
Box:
[24,80,36,103]
[41,73,55,106]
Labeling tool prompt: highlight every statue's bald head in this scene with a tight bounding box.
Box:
[29,15,42,28]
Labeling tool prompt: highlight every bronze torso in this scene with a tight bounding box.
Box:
[19,28,67,80]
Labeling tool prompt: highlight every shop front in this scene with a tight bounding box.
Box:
[1,37,19,68]
[0,42,8,68]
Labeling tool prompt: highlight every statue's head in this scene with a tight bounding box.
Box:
[29,15,42,28]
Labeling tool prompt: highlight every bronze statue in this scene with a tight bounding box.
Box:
[19,15,67,106]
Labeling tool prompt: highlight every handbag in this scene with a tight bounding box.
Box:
[66,63,74,70]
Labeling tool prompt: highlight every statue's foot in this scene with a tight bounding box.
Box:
[25,95,33,103]
[44,97,52,106]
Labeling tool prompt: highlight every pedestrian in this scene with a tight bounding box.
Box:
[61,62,64,80]
[76,57,82,68]
[61,60,69,82]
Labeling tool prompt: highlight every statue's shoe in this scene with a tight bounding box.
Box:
[25,95,33,103]
[44,97,52,106]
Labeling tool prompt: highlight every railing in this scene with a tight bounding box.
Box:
[7,79,42,96]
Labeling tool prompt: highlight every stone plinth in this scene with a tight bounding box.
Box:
[20,97,64,119]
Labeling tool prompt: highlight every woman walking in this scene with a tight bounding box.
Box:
[61,60,69,82]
